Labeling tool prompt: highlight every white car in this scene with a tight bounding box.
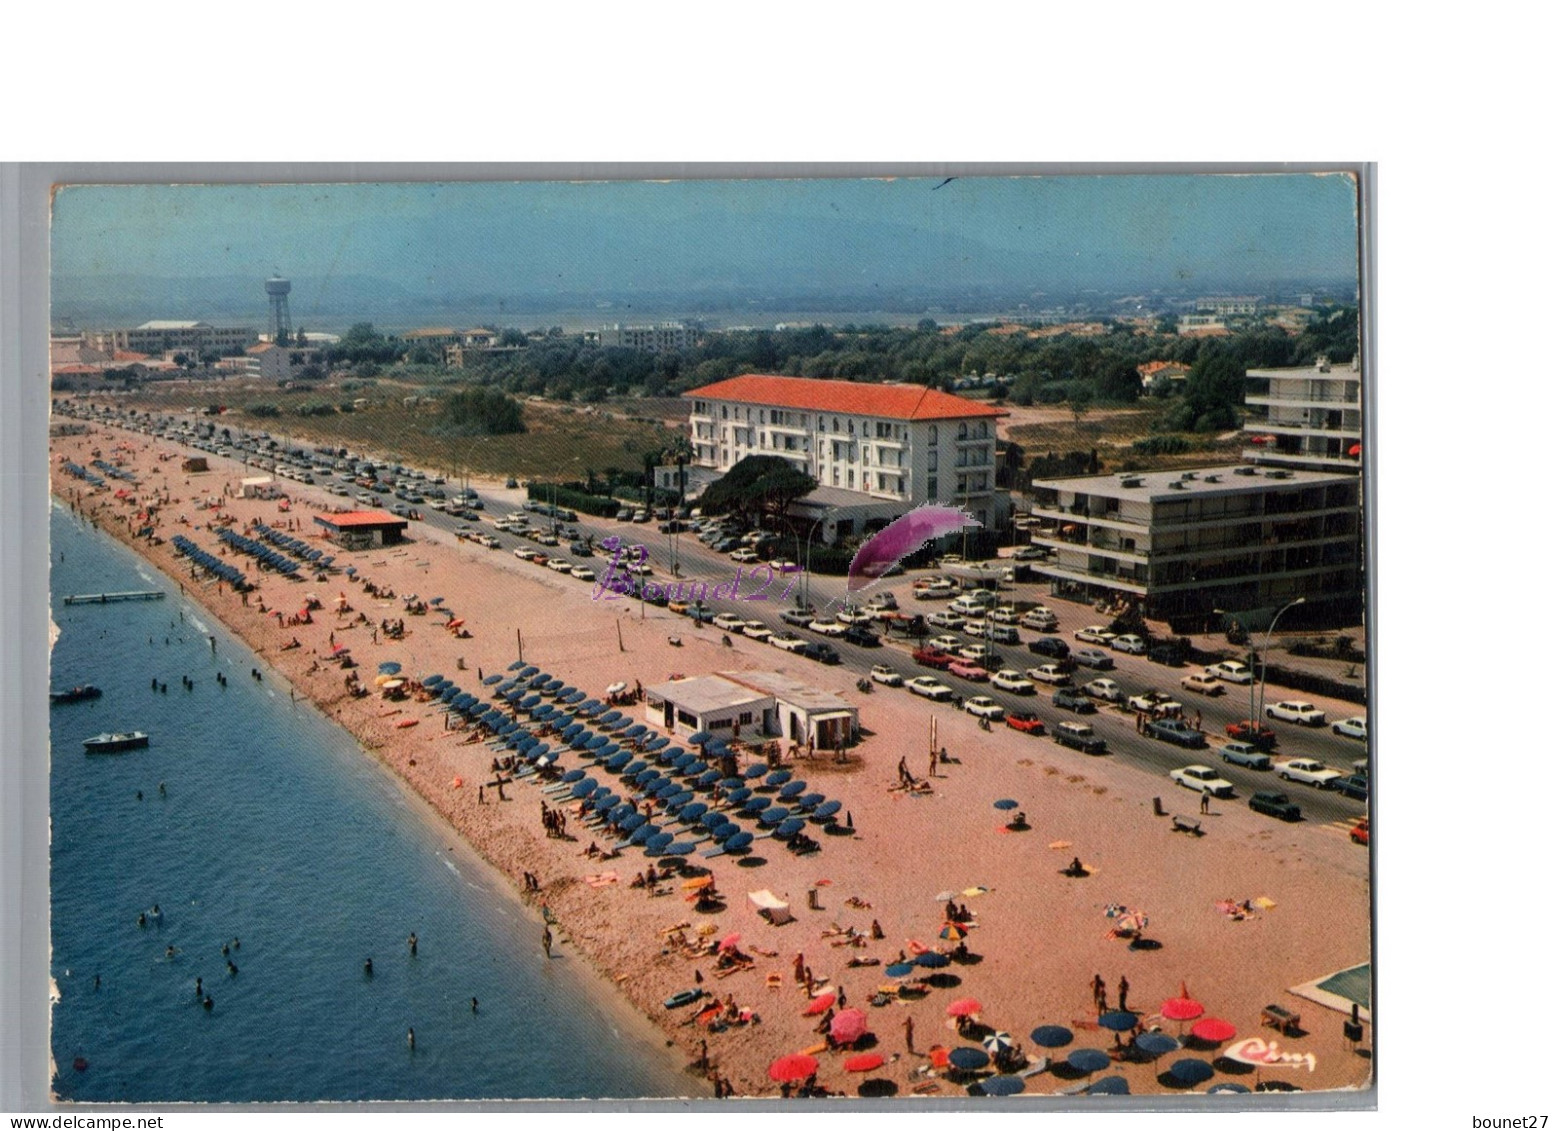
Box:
[1266,700,1327,726]
[742,621,772,642]
[961,619,989,638]
[713,613,747,632]
[926,611,966,630]
[1128,690,1183,716]
[569,565,596,581]
[963,696,1005,720]
[1026,664,1072,685]
[769,558,798,572]
[1111,634,1147,654]
[836,607,875,625]
[958,643,996,663]
[914,580,958,600]
[1074,625,1116,644]
[906,675,954,701]
[1179,671,1226,696]
[1021,608,1058,631]
[928,634,963,653]
[1170,764,1236,799]
[988,607,1020,625]
[1082,678,1124,703]
[1333,716,1368,740]
[1275,758,1343,788]
[1207,660,1255,684]
[866,592,898,611]
[808,619,848,637]
[546,558,574,573]
[869,665,904,687]
[769,632,808,653]
[991,669,1035,694]
[730,548,759,563]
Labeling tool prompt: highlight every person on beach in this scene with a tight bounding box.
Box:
[1118,975,1130,1012]
[1092,973,1107,1012]
[542,925,553,958]
[904,1015,916,1054]
[1200,787,1211,814]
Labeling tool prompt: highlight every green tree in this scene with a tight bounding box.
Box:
[1068,387,1094,423]
[699,455,817,527]
[438,386,526,436]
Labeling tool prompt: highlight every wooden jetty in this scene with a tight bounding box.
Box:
[63,590,165,605]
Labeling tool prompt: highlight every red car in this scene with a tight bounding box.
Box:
[1350,817,1369,846]
[913,647,955,670]
[1006,711,1046,735]
[1226,719,1278,750]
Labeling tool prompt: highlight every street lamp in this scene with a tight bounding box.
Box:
[1256,597,1306,721]
[801,506,840,610]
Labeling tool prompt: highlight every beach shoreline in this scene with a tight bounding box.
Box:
[51,422,1372,1099]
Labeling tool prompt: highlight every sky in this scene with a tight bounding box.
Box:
[51,173,1360,306]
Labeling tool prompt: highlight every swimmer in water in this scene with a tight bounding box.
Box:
[203,995,213,1011]
[471,997,479,1014]
[165,946,176,960]
[137,913,147,928]
[407,1027,415,1049]
[196,977,203,996]
[408,933,418,956]
[364,957,373,976]
[226,960,238,976]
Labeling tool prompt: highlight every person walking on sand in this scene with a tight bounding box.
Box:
[542,925,553,958]
[1091,973,1106,1013]
[1118,975,1130,1012]
[1200,787,1211,815]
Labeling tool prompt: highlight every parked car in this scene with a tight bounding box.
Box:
[1025,664,1071,685]
[988,607,1020,626]
[960,619,989,638]
[800,642,841,665]
[1020,608,1059,631]
[1220,741,1271,770]
[991,670,1036,694]
[865,592,898,612]
[1111,634,1148,655]
[769,632,807,653]
[926,611,966,631]
[1207,660,1255,684]
[1074,625,1116,644]
[869,665,904,687]
[1225,720,1278,749]
[947,660,990,682]
[780,607,818,627]
[842,625,882,648]
[956,643,997,664]
[1148,642,1188,667]
[1170,764,1234,798]
[1012,545,1046,561]
[1072,647,1115,670]
[914,580,958,600]
[713,613,747,632]
[742,621,772,642]
[928,634,963,653]
[1332,716,1368,740]
[1053,720,1107,754]
[1249,790,1302,821]
[1146,718,1208,749]
[808,619,848,637]
[1052,687,1097,714]
[1329,774,1370,802]
[1027,637,1072,662]
[1180,671,1226,696]
[1127,690,1182,717]
[912,648,955,670]
[906,675,954,701]
[769,558,798,572]
[1274,758,1343,788]
[1350,817,1370,845]
[730,548,759,563]
[1082,678,1124,703]
[963,696,1005,721]
[1266,700,1327,726]
[1006,711,1046,735]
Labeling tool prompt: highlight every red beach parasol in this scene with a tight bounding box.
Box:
[844,1052,884,1073]
[1162,980,1205,1022]
[947,998,983,1018]
[802,992,837,1016]
[1191,1018,1236,1043]
[768,1053,819,1083]
[830,1008,870,1045]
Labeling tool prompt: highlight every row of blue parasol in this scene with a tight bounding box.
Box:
[250,522,334,570]
[214,526,304,576]
[90,458,137,483]
[60,461,107,488]
[171,534,251,591]
[420,663,847,861]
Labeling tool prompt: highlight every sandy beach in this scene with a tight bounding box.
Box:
[51,422,1372,1098]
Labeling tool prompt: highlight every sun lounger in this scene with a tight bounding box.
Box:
[1261,1004,1301,1035]
[1171,814,1203,835]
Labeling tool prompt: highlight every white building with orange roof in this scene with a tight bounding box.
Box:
[682,374,1009,531]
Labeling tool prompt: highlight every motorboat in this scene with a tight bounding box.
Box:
[82,731,150,754]
[50,685,103,705]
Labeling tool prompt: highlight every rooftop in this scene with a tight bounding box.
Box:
[685,375,1006,421]
[643,675,771,715]
[719,670,855,715]
[1034,465,1356,500]
[313,510,408,528]
[136,320,209,330]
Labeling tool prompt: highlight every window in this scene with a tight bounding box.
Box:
[928,451,938,472]
[958,422,969,440]
[927,476,938,498]
[847,470,854,488]
[928,424,938,446]
[721,406,728,419]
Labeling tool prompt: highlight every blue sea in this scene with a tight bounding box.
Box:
[48,505,692,1102]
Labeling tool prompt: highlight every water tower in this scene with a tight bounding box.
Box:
[265,276,292,345]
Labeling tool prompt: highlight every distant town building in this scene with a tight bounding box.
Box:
[1136,360,1192,389]
[245,341,328,381]
[600,322,691,352]
[683,374,1009,532]
[1242,356,1363,473]
[1027,465,1362,628]
[84,321,258,357]
[1177,313,1228,336]
[1195,295,1263,317]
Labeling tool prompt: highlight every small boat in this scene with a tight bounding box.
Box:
[663,988,704,1010]
[82,732,150,754]
[50,685,103,705]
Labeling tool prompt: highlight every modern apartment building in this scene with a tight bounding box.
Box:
[600,322,691,352]
[1027,465,1362,628]
[683,374,1007,528]
[1242,356,1363,473]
